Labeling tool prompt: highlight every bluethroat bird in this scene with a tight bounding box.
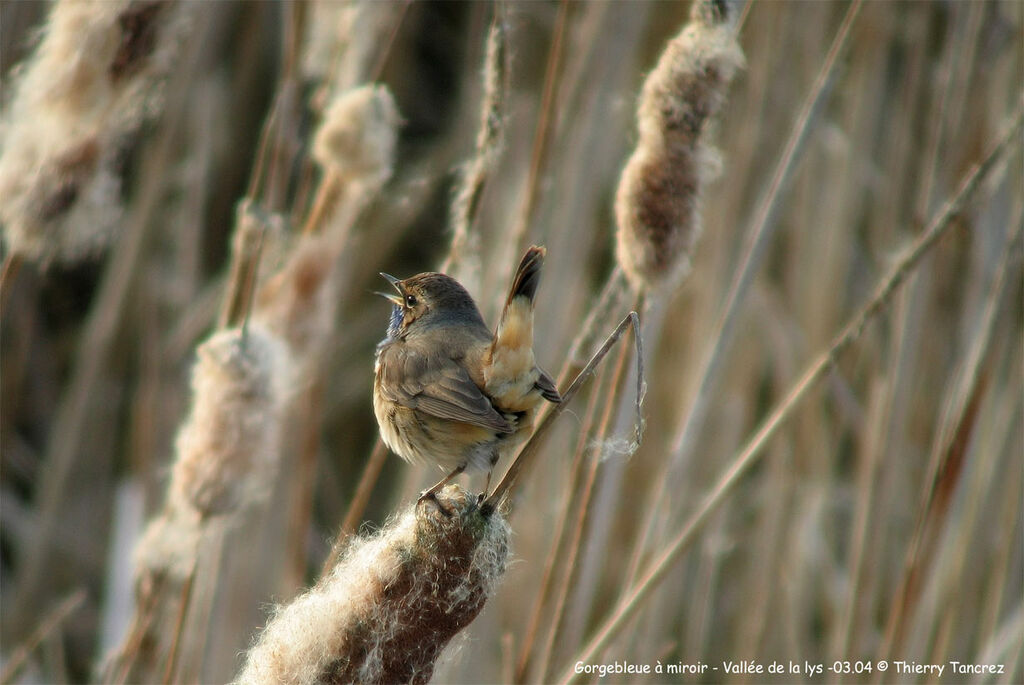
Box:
[374,246,562,507]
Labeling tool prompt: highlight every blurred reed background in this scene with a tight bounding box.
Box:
[1,1,1021,683]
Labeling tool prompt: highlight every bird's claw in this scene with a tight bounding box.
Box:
[417,490,452,517]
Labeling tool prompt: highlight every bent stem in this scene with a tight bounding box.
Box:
[626,0,863,586]
[513,355,609,683]
[558,102,1023,685]
[665,0,863,491]
[484,310,644,514]
[535,335,635,683]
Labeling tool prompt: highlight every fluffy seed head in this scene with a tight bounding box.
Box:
[615,0,744,292]
[168,324,290,520]
[237,486,509,685]
[311,84,401,189]
[255,233,337,361]
[132,504,202,588]
[0,0,194,264]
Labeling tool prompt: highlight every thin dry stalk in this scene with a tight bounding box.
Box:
[665,0,862,475]
[485,311,644,513]
[879,219,1024,662]
[0,589,86,685]
[505,0,570,275]
[285,379,325,589]
[331,441,389,561]
[443,7,509,278]
[0,252,22,316]
[828,377,888,667]
[559,103,1023,683]
[535,337,635,682]
[627,0,862,580]
[558,267,628,383]
[976,421,1024,656]
[159,562,196,685]
[513,357,609,682]
[219,201,274,330]
[261,3,306,211]
[245,1,311,211]
[105,583,160,684]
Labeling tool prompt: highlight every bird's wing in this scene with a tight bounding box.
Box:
[535,368,562,403]
[378,342,514,433]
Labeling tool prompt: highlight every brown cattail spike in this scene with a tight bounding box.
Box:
[614,0,744,292]
[238,486,510,685]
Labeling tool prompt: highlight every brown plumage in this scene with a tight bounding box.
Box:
[373,246,560,505]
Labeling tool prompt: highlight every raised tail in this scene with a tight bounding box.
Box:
[492,245,546,349]
[504,245,546,309]
[485,246,556,409]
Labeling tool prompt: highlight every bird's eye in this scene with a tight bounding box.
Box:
[404,294,418,308]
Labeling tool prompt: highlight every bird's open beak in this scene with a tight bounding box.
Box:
[375,272,404,305]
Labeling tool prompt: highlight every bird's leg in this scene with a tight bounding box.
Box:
[418,463,466,516]
[478,469,494,506]
[478,451,502,505]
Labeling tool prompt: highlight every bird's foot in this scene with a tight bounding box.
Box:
[417,489,452,517]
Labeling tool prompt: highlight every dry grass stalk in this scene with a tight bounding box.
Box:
[880,219,1024,660]
[504,0,570,284]
[0,0,193,265]
[559,102,1024,683]
[238,486,509,685]
[628,0,863,589]
[485,311,644,513]
[614,0,744,292]
[220,201,284,330]
[0,589,87,685]
[513,349,612,682]
[443,10,509,280]
[533,338,636,682]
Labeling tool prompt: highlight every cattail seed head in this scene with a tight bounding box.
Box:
[311,84,401,190]
[168,324,290,520]
[132,504,202,588]
[255,233,336,360]
[238,486,509,685]
[444,16,508,286]
[615,0,744,292]
[0,0,194,264]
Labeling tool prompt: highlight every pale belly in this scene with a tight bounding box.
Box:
[373,387,506,473]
